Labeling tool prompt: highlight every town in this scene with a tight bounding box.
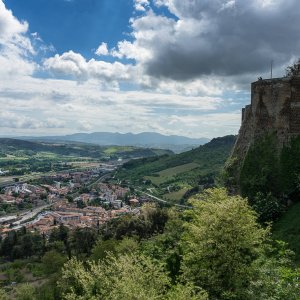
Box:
[0,162,150,236]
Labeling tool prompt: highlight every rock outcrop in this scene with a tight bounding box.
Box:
[226,76,300,191]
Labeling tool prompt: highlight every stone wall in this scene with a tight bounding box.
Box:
[226,76,300,191]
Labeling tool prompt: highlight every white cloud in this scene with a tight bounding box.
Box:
[0,0,28,41]
[134,0,150,11]
[0,111,65,129]
[44,50,135,84]
[77,121,92,131]
[0,0,35,79]
[95,42,109,56]
[0,75,228,137]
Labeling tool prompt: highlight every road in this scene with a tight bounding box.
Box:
[136,188,192,209]
[13,203,53,225]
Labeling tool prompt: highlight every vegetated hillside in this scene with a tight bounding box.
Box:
[0,138,172,178]
[116,135,236,203]
[18,131,210,153]
[273,202,300,264]
[0,138,172,159]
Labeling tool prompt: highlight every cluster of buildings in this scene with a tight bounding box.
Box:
[0,167,150,235]
[0,183,47,205]
[26,200,138,234]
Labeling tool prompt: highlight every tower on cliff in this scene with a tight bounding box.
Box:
[225,65,300,194]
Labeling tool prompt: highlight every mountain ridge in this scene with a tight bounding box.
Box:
[11,132,210,153]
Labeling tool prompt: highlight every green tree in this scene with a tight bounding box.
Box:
[181,188,269,299]
[70,228,97,256]
[165,283,208,300]
[91,237,139,261]
[41,250,67,275]
[15,284,36,300]
[91,239,119,261]
[0,289,8,300]
[247,241,300,299]
[60,254,170,300]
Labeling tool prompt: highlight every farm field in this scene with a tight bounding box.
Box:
[163,187,191,202]
[145,162,200,185]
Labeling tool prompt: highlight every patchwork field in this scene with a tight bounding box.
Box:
[145,162,200,185]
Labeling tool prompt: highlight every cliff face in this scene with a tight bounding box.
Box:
[226,76,300,191]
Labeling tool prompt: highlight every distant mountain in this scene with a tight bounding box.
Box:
[16,132,210,153]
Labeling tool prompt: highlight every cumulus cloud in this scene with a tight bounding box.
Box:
[95,42,109,56]
[154,0,300,79]
[44,50,135,84]
[108,0,300,82]
[134,0,150,11]
[0,0,35,79]
[43,0,300,90]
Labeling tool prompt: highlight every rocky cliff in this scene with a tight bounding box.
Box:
[226,75,300,192]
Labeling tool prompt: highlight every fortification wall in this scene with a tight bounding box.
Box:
[233,76,300,156]
[227,76,300,192]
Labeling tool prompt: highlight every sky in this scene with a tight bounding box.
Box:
[0,0,300,138]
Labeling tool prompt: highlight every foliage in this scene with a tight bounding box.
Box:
[0,230,44,260]
[141,208,184,281]
[165,283,208,300]
[273,202,300,263]
[15,283,36,300]
[286,58,300,77]
[0,289,8,300]
[252,192,285,223]
[69,228,97,256]
[280,135,300,197]
[91,237,139,261]
[239,134,300,222]
[246,241,300,299]
[101,203,169,240]
[181,188,269,299]
[60,254,170,300]
[240,134,280,200]
[41,250,67,275]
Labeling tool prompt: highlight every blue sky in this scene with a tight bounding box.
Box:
[0,0,299,138]
[5,0,133,58]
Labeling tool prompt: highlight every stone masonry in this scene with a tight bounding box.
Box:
[227,76,300,191]
[232,76,300,161]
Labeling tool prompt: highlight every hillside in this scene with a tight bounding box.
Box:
[0,138,172,159]
[0,138,172,180]
[17,132,210,153]
[273,202,300,263]
[116,135,236,203]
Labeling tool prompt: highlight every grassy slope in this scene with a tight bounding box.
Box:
[273,202,300,263]
[119,135,236,178]
[116,135,236,202]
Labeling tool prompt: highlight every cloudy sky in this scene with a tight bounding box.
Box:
[0,0,299,138]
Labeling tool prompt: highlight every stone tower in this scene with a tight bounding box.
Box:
[226,76,300,191]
